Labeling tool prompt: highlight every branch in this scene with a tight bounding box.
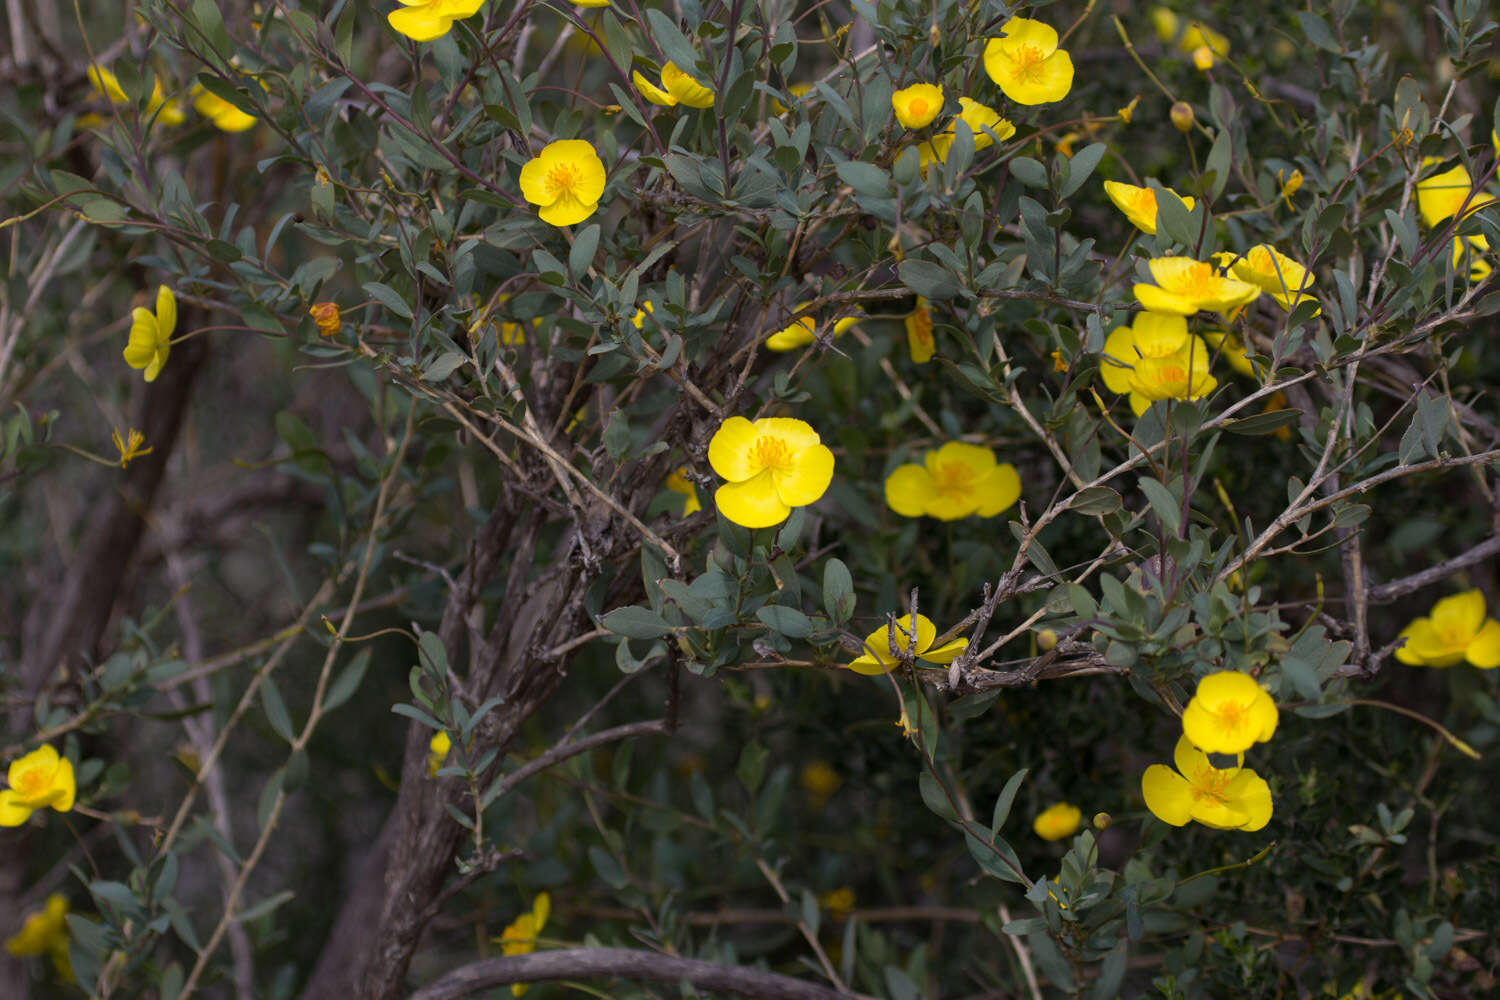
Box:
[408,948,875,1000]
[1366,533,1500,604]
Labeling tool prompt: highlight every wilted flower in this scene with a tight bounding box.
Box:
[891,83,943,128]
[983,17,1074,105]
[707,416,834,528]
[1142,735,1272,831]
[848,613,967,675]
[1394,589,1500,668]
[0,744,76,826]
[518,139,607,227]
[309,301,342,337]
[1181,671,1278,754]
[884,441,1021,520]
[905,298,934,363]
[111,427,152,468]
[1100,312,1218,416]
[1103,180,1196,235]
[123,285,177,382]
[498,893,550,996]
[1033,802,1082,841]
[633,63,715,108]
[387,0,484,42]
[1133,257,1261,316]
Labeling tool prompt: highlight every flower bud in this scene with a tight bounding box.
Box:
[309,301,342,337]
[1191,45,1215,70]
[1170,101,1195,132]
[1037,628,1059,651]
[1093,811,1111,829]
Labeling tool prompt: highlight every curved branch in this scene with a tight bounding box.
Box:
[409,948,874,1000]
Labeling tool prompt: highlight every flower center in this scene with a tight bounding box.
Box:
[909,98,930,119]
[930,460,977,497]
[1190,765,1233,805]
[1168,262,1219,298]
[544,162,583,201]
[1008,44,1048,82]
[1213,700,1248,734]
[1130,189,1158,216]
[14,767,46,797]
[749,435,794,473]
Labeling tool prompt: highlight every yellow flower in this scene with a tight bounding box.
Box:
[707,416,834,528]
[1191,45,1215,70]
[1102,180,1196,235]
[1202,330,1256,378]
[905,298,934,363]
[1133,257,1261,315]
[498,893,550,996]
[1117,95,1140,124]
[884,441,1021,520]
[1142,734,1273,831]
[819,887,855,920]
[123,285,176,382]
[771,83,811,115]
[891,83,943,128]
[426,730,451,778]
[87,65,185,126]
[800,760,841,805]
[571,0,609,5]
[764,306,858,351]
[1181,671,1278,754]
[1416,161,1496,228]
[632,63,715,108]
[630,300,655,329]
[1150,7,1179,43]
[1451,235,1492,281]
[1032,802,1082,841]
[918,97,1015,172]
[1100,313,1218,416]
[191,85,258,132]
[4,894,72,981]
[387,0,484,42]
[309,301,342,337]
[0,744,76,826]
[1180,21,1229,61]
[983,17,1074,106]
[1215,245,1317,314]
[665,467,701,515]
[111,427,152,468]
[848,613,967,675]
[1278,168,1303,201]
[518,139,607,227]
[1395,590,1500,668]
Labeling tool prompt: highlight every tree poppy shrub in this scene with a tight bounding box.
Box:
[3,1,1500,998]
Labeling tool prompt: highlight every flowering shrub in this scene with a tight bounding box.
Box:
[2,1,1499,997]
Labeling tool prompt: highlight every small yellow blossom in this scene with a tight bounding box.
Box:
[707,416,834,528]
[983,17,1074,105]
[310,301,342,337]
[4,894,72,981]
[633,63,715,108]
[918,98,1014,172]
[905,298,934,363]
[1050,350,1067,372]
[1278,168,1303,201]
[848,613,967,675]
[387,0,484,42]
[1142,734,1273,831]
[771,83,811,115]
[1102,180,1196,235]
[1217,245,1317,313]
[1133,257,1261,316]
[891,83,943,128]
[426,730,452,777]
[819,887,855,920]
[884,441,1021,521]
[571,0,609,5]
[518,139,607,227]
[1033,802,1082,841]
[1117,95,1140,124]
[1395,589,1500,668]
[87,65,185,126]
[111,427,152,468]
[123,285,176,382]
[1100,313,1218,416]
[0,744,77,826]
[498,893,550,996]
[192,85,258,132]
[1416,161,1496,228]
[764,306,859,351]
[630,300,655,329]
[665,467,701,515]
[1181,671,1279,754]
[1179,21,1230,61]
[800,760,841,805]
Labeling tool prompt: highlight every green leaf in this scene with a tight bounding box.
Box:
[919,771,959,822]
[602,605,674,640]
[737,743,768,793]
[823,558,855,625]
[757,604,812,638]
[1222,407,1302,435]
[261,678,295,743]
[1058,143,1106,199]
[1068,486,1121,515]
[1008,156,1048,189]
[1138,476,1182,536]
[990,767,1030,835]
[569,223,600,280]
[589,846,628,888]
[362,281,412,320]
[1296,10,1341,52]
[235,890,296,924]
[644,9,706,79]
[898,259,960,301]
[323,649,371,712]
[836,160,890,198]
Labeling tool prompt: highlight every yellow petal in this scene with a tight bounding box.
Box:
[995,16,1059,54]
[48,757,75,812]
[847,654,889,675]
[662,63,715,108]
[538,192,597,227]
[1181,671,1277,753]
[387,6,455,41]
[155,286,176,338]
[972,462,1021,517]
[1131,312,1190,358]
[920,637,968,664]
[892,83,943,129]
[926,441,995,478]
[1431,589,1485,638]
[1465,619,1500,668]
[1133,283,1198,315]
[1099,325,1138,394]
[1141,764,1193,826]
[884,464,935,517]
[1393,620,1427,665]
[0,790,33,827]
[715,471,790,528]
[773,443,834,508]
[633,70,677,106]
[707,416,761,482]
[1224,769,1273,831]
